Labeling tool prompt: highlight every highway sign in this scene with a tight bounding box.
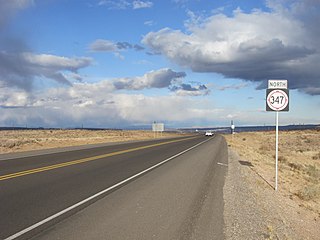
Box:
[268,79,288,89]
[266,80,289,191]
[266,89,289,111]
[152,123,164,132]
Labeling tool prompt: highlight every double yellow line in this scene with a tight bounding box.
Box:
[0,137,196,181]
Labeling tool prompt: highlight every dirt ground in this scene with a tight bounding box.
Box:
[225,129,320,239]
[0,129,183,154]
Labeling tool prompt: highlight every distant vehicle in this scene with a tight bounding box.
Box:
[205,131,214,136]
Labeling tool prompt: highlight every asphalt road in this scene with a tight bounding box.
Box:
[0,134,228,240]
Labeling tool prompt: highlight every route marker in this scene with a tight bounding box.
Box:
[266,80,289,191]
[266,89,289,112]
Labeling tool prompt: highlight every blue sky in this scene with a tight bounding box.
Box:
[0,0,319,128]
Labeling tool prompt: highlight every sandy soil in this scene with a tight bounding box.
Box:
[0,130,183,154]
[225,130,320,239]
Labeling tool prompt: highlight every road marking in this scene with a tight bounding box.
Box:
[0,137,197,181]
[4,137,212,240]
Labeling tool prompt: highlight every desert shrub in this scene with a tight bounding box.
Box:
[312,152,320,160]
[278,155,288,163]
[305,165,320,179]
[296,184,320,201]
[242,138,246,141]
[7,142,16,148]
[1,139,37,149]
[304,138,311,144]
[259,145,272,152]
[1,140,17,148]
[287,162,303,171]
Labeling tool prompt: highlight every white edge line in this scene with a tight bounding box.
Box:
[5,137,211,240]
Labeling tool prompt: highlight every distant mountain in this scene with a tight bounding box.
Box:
[180,124,320,134]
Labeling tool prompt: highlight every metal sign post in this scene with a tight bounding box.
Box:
[275,111,279,191]
[266,80,289,191]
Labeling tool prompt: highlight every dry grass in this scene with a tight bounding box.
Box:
[0,130,184,154]
[225,130,320,214]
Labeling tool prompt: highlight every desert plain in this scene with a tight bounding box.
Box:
[225,129,320,239]
[0,129,182,154]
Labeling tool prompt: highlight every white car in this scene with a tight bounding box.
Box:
[205,131,214,136]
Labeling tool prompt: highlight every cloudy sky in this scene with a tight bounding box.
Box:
[0,0,319,128]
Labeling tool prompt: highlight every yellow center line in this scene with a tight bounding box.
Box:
[0,136,197,181]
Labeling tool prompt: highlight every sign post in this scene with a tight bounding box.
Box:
[266,80,289,191]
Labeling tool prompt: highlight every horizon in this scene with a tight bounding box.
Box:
[1,123,318,132]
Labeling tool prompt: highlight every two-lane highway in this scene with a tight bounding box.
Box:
[0,135,228,239]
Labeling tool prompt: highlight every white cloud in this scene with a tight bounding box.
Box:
[88,39,144,58]
[170,83,210,96]
[0,84,217,128]
[22,53,91,71]
[143,1,320,95]
[106,68,210,95]
[133,1,153,9]
[144,20,155,26]
[1,80,318,128]
[111,68,186,90]
[98,0,152,10]
[98,0,130,9]
[0,52,92,89]
[89,39,118,52]
[0,88,31,107]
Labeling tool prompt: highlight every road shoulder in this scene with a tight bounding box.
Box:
[224,149,296,240]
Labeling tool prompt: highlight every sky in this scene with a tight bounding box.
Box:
[0,0,319,129]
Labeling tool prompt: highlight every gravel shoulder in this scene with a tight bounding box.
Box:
[224,148,320,240]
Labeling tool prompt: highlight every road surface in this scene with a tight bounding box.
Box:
[0,135,228,240]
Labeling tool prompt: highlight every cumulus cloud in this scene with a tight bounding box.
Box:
[132,1,153,9]
[0,1,92,91]
[1,77,316,128]
[77,68,209,96]
[0,83,215,128]
[72,68,209,97]
[144,20,155,26]
[98,0,153,10]
[89,39,118,52]
[98,0,130,9]
[111,68,186,90]
[0,88,31,108]
[0,52,92,90]
[89,39,144,58]
[143,0,320,95]
[170,83,210,96]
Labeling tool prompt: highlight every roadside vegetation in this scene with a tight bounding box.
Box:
[0,130,183,154]
[225,129,320,215]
